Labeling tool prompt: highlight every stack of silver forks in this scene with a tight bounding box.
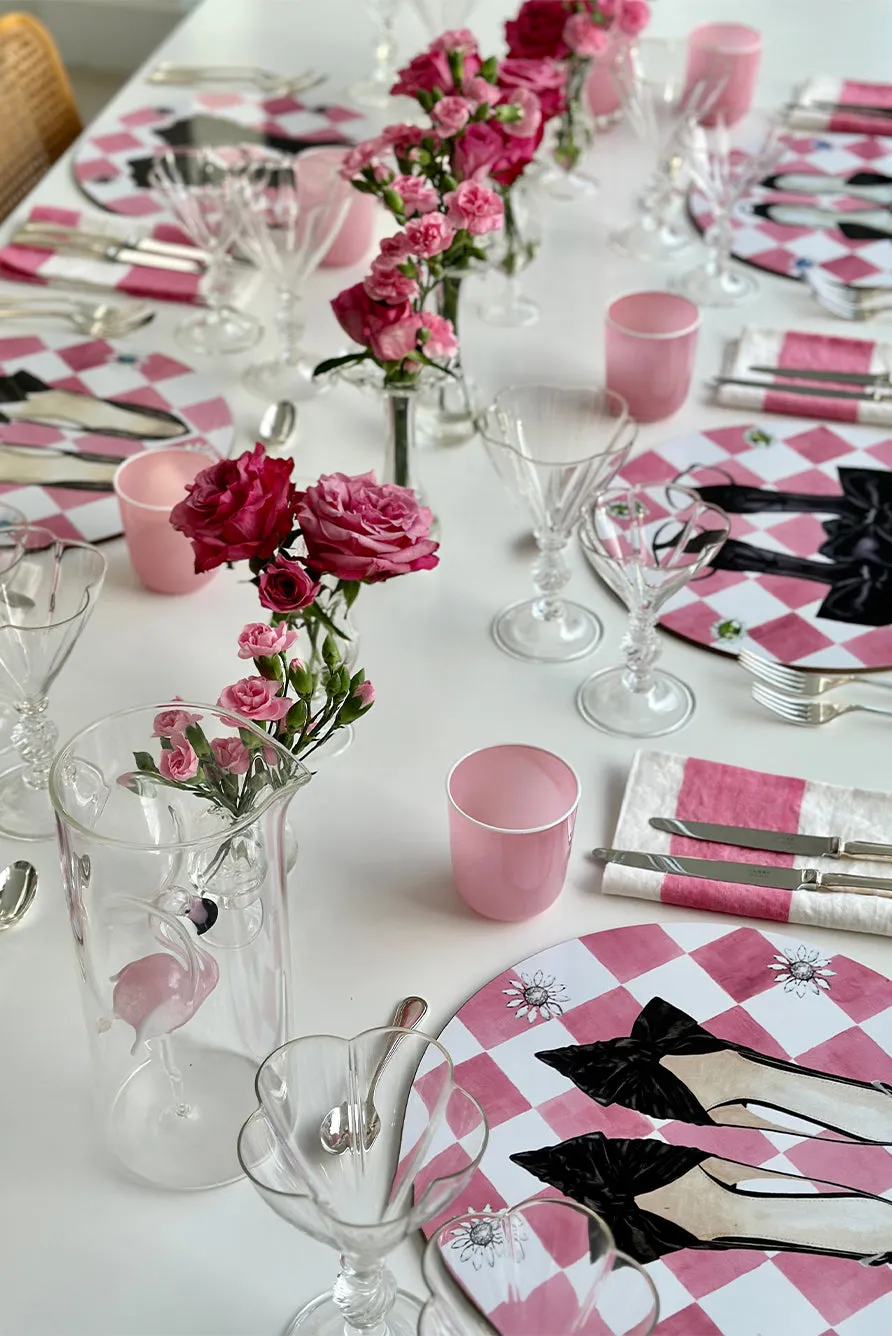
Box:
[740,649,892,725]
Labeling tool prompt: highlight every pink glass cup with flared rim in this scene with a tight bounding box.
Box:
[113,445,218,595]
[446,743,581,922]
[606,291,700,424]
[684,22,762,127]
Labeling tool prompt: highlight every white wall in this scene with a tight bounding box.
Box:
[0,0,183,71]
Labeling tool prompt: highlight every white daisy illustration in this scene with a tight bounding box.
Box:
[503,969,569,1023]
[449,1206,526,1269]
[768,944,835,997]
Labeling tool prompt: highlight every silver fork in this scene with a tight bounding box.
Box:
[146,64,325,96]
[752,682,892,725]
[739,649,892,696]
[0,299,154,337]
[805,269,892,321]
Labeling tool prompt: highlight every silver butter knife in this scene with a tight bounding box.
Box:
[591,847,892,897]
[649,817,892,861]
[714,376,892,403]
[15,223,209,267]
[750,364,892,387]
[10,232,203,275]
[807,100,892,120]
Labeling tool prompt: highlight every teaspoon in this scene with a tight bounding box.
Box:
[0,861,37,929]
[257,400,298,454]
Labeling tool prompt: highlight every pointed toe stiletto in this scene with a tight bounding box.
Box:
[511,1132,892,1268]
[536,997,892,1144]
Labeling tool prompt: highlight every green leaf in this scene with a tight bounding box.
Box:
[338,579,361,609]
[133,751,158,774]
[312,351,369,378]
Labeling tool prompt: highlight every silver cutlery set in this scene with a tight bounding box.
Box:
[740,650,892,726]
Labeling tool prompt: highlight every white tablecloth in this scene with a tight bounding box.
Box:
[3,1,892,1332]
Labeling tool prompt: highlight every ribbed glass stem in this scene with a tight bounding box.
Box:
[332,1255,397,1333]
[621,605,661,694]
[12,695,57,790]
[531,536,571,622]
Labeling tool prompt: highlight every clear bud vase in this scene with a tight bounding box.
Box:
[383,387,421,495]
[418,275,477,447]
[541,56,598,201]
[296,588,360,762]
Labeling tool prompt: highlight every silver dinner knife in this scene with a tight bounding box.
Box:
[806,100,892,120]
[714,376,892,403]
[591,847,892,897]
[15,223,209,266]
[9,232,203,275]
[750,364,892,387]
[649,817,892,861]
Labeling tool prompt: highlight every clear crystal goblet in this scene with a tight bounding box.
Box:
[237,1026,488,1336]
[479,385,636,663]
[420,1196,660,1335]
[478,184,541,329]
[351,0,407,110]
[0,525,106,839]
[577,484,730,737]
[149,146,268,354]
[237,150,352,401]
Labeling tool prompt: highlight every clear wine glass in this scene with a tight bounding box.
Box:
[478,184,541,328]
[351,0,407,110]
[237,1026,488,1336]
[0,501,28,757]
[672,117,785,305]
[577,484,729,737]
[479,385,636,663]
[237,150,352,401]
[0,525,106,839]
[149,146,268,354]
[421,1197,660,1335]
[412,0,475,39]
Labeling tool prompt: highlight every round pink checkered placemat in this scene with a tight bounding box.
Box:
[72,91,361,218]
[405,922,892,1335]
[0,330,233,542]
[688,132,892,286]
[580,420,892,672]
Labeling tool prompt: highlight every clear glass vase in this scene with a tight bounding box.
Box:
[49,703,310,1191]
[418,275,477,447]
[539,59,598,201]
[479,184,541,328]
[298,587,360,761]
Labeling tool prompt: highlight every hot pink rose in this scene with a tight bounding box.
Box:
[404,213,456,258]
[391,47,454,98]
[431,95,473,134]
[453,121,504,179]
[376,232,414,266]
[498,57,566,121]
[372,312,423,363]
[618,0,650,36]
[563,12,609,57]
[237,621,298,659]
[210,736,251,775]
[340,135,386,178]
[391,175,439,216]
[490,126,543,186]
[217,677,292,723]
[258,554,322,613]
[158,735,199,782]
[500,87,543,138]
[364,264,420,304]
[505,0,571,59]
[170,445,296,574]
[296,472,439,583]
[331,283,417,362]
[431,28,479,55]
[444,180,504,235]
[421,312,459,359]
[152,701,201,738]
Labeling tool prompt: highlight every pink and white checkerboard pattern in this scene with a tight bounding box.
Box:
[72,92,361,218]
[598,419,892,671]
[0,331,233,542]
[688,132,892,287]
[405,924,892,1335]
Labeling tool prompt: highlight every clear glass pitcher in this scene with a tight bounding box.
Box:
[49,701,309,1191]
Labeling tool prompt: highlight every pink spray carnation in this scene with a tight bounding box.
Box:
[353,680,375,708]
[390,174,439,215]
[421,313,459,359]
[210,736,251,775]
[431,95,473,134]
[563,12,609,58]
[618,0,650,36]
[498,57,566,122]
[404,213,456,258]
[376,232,414,266]
[363,264,420,304]
[444,180,505,235]
[152,700,201,738]
[431,28,479,55]
[500,86,543,138]
[158,734,200,782]
[296,471,439,583]
[237,622,298,659]
[217,677,292,723]
[340,135,386,178]
[453,121,505,179]
[372,312,424,363]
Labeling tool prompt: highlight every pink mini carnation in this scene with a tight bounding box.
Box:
[353,680,375,708]
[500,87,543,138]
[444,180,504,236]
[340,135,386,178]
[404,213,456,258]
[217,677,292,723]
[374,312,423,362]
[376,232,414,267]
[618,0,650,36]
[463,75,496,107]
[237,622,298,659]
[563,12,609,58]
[421,312,459,359]
[210,736,251,775]
[431,28,478,55]
[152,700,201,738]
[431,95,473,135]
[363,264,420,305]
[159,735,199,782]
[391,175,439,216]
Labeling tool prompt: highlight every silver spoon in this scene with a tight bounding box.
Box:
[257,400,298,454]
[0,861,37,929]
[320,996,429,1155]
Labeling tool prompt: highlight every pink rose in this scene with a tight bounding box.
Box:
[421,312,459,359]
[217,677,292,723]
[152,700,201,738]
[296,472,439,583]
[432,95,473,135]
[340,135,386,178]
[490,126,543,187]
[498,57,566,121]
[391,48,454,98]
[563,12,608,57]
[258,554,322,613]
[158,734,199,782]
[363,264,420,305]
[372,312,423,363]
[331,283,416,361]
[444,180,504,235]
[170,444,296,574]
[353,680,375,708]
[210,736,251,775]
[237,621,298,659]
[376,232,414,266]
[500,87,543,138]
[391,175,438,216]
[453,121,504,180]
[505,0,571,60]
[430,28,479,56]
[404,213,456,258]
[618,0,650,36]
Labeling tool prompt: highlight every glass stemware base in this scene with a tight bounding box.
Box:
[242,354,331,402]
[492,598,602,663]
[286,1290,421,1336]
[539,166,599,201]
[176,307,262,356]
[577,665,695,737]
[672,262,759,307]
[0,764,55,840]
[479,285,539,328]
[611,217,695,262]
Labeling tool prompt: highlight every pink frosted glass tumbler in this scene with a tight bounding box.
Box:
[296,146,377,268]
[684,23,762,127]
[606,291,700,423]
[447,744,581,922]
[114,447,218,595]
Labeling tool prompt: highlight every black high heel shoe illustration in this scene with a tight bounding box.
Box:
[511,1132,892,1267]
[536,997,892,1143]
[0,370,188,440]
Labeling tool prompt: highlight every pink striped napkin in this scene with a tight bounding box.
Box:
[789,75,892,137]
[716,325,892,426]
[0,205,203,304]
[601,749,892,936]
